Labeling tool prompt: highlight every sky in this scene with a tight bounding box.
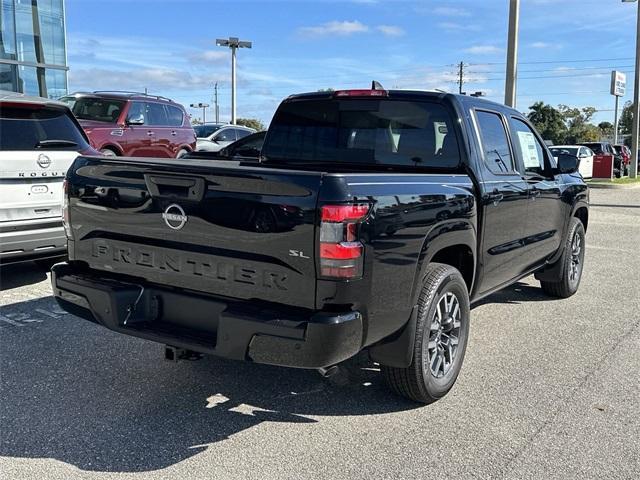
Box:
[65,0,638,126]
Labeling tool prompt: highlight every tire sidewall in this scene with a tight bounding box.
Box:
[416,269,470,399]
[563,219,586,294]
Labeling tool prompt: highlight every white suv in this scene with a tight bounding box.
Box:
[0,92,96,265]
[194,123,256,152]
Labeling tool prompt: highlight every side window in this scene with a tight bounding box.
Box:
[165,105,184,127]
[475,110,514,175]
[216,128,236,142]
[127,101,146,123]
[146,102,168,126]
[236,129,251,140]
[510,117,546,176]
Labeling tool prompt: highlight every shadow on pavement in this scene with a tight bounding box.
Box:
[0,262,48,290]
[0,296,419,473]
[473,281,553,307]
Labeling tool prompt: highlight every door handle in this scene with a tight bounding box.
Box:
[147,131,154,136]
[487,191,504,206]
[171,131,177,136]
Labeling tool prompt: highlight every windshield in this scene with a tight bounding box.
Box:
[194,125,223,138]
[551,147,578,156]
[60,96,126,123]
[263,98,461,169]
[0,105,90,151]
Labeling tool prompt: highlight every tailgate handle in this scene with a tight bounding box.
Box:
[145,175,205,201]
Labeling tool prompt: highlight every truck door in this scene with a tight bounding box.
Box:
[508,116,564,269]
[472,109,530,295]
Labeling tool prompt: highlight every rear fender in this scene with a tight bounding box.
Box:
[369,220,476,368]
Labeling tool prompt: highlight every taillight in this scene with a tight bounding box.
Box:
[319,204,370,279]
[62,179,71,238]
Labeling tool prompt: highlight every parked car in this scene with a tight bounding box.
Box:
[185,131,266,161]
[0,92,98,265]
[550,145,593,179]
[613,144,631,176]
[53,88,588,404]
[578,141,623,178]
[60,91,196,158]
[195,123,255,152]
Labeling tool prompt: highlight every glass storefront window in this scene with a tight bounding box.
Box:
[15,0,38,63]
[0,63,18,91]
[37,0,65,65]
[17,64,39,95]
[45,67,66,99]
[0,0,17,60]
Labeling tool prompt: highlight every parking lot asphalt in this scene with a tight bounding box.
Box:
[1,187,639,480]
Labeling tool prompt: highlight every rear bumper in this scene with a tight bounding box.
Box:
[0,222,66,263]
[51,262,363,369]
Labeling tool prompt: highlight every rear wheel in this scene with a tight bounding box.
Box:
[176,149,188,158]
[381,263,470,404]
[539,217,585,298]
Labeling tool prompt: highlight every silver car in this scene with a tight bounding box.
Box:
[194,123,256,152]
[0,92,95,264]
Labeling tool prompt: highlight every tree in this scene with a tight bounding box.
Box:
[527,102,567,144]
[598,121,614,137]
[558,105,598,143]
[236,118,265,131]
[191,117,203,126]
[619,100,633,135]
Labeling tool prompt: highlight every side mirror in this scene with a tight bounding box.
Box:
[557,153,579,174]
[126,114,144,126]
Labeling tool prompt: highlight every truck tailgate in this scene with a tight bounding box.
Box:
[66,157,323,309]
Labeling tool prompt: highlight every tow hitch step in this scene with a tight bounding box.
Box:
[164,345,204,362]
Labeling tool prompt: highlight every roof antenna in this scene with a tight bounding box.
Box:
[371,80,385,90]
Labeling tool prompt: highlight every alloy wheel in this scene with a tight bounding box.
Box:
[427,292,461,378]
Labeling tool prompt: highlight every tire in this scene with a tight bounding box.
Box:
[176,149,188,159]
[100,148,117,157]
[539,217,585,298]
[381,263,470,404]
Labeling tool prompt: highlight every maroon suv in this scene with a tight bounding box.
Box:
[60,91,196,158]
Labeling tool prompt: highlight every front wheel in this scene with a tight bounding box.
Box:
[100,148,117,157]
[381,263,470,404]
[539,217,585,298]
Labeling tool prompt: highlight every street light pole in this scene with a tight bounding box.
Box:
[628,0,640,178]
[216,37,252,125]
[505,0,520,108]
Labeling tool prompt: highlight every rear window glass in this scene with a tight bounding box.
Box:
[263,99,461,169]
[581,143,603,154]
[0,105,89,151]
[165,105,184,127]
[194,124,222,137]
[60,97,125,123]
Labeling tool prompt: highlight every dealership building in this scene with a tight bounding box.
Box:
[0,0,68,99]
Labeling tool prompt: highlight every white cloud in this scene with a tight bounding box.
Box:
[69,67,226,91]
[463,45,503,55]
[530,41,562,50]
[438,22,480,32]
[433,6,471,17]
[298,20,369,37]
[187,50,227,64]
[376,25,405,37]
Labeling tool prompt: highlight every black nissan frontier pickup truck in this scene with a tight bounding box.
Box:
[52,87,589,403]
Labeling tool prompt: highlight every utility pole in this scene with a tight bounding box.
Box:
[457,61,465,94]
[213,82,220,124]
[216,37,252,125]
[504,0,520,107]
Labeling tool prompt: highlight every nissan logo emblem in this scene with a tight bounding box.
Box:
[162,204,188,230]
[37,154,51,169]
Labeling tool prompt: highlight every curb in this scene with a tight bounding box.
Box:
[587,182,640,190]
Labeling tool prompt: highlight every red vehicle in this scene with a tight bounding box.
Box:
[60,91,196,158]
